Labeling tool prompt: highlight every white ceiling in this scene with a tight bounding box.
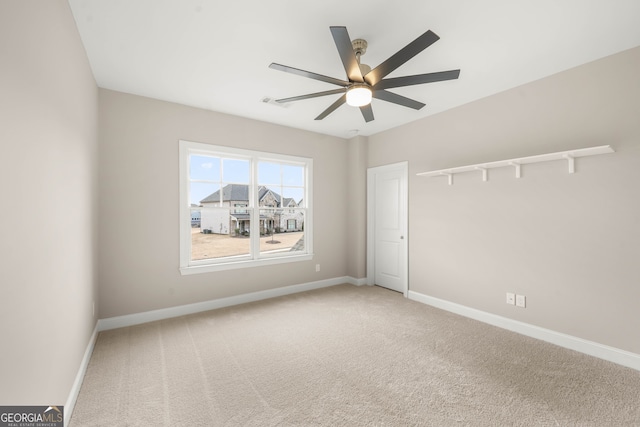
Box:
[68,0,640,139]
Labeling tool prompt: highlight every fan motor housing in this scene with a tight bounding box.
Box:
[351,38,368,57]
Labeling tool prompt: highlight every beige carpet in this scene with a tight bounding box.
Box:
[70,285,640,426]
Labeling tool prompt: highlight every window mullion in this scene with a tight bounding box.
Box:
[250,158,260,259]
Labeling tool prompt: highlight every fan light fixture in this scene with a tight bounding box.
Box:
[346,84,372,107]
[269,26,461,122]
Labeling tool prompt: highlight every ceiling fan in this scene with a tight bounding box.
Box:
[269,26,460,123]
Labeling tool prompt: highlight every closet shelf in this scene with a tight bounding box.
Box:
[417,145,614,185]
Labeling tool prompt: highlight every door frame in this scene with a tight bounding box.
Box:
[367,161,409,296]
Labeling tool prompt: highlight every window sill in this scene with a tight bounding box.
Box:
[179,253,314,275]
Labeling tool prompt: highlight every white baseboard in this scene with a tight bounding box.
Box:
[408,291,640,372]
[349,276,369,286]
[65,323,99,426]
[98,276,360,331]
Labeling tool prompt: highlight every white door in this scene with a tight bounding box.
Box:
[367,162,408,295]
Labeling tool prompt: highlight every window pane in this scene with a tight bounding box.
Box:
[283,165,304,186]
[190,182,219,206]
[192,208,250,260]
[232,203,248,214]
[258,162,280,185]
[223,158,250,184]
[259,209,305,256]
[181,140,312,273]
[190,155,220,181]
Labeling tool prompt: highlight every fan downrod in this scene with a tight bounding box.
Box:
[351,39,371,75]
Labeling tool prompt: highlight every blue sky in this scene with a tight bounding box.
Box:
[189,155,304,206]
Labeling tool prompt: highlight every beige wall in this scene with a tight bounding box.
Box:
[3,0,639,409]
[0,1,98,405]
[368,46,640,354]
[346,136,368,279]
[98,89,349,318]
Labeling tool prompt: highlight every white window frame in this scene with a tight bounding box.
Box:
[179,140,313,275]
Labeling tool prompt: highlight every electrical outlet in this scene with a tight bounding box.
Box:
[315,264,320,272]
[516,295,526,308]
[506,292,515,305]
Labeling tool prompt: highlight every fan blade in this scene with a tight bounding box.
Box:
[315,94,346,120]
[276,89,345,103]
[373,90,425,110]
[330,26,364,83]
[374,69,460,90]
[269,63,349,87]
[364,30,440,86]
[359,104,374,122]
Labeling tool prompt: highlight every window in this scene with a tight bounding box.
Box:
[179,140,313,274]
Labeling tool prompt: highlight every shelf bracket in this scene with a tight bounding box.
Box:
[564,154,575,173]
[510,162,521,178]
[476,166,488,182]
[443,173,453,185]
[438,171,453,185]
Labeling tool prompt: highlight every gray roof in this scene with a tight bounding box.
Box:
[260,186,281,204]
[282,197,297,207]
[200,184,282,205]
[200,184,247,203]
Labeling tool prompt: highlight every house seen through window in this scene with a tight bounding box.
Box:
[179,140,312,274]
